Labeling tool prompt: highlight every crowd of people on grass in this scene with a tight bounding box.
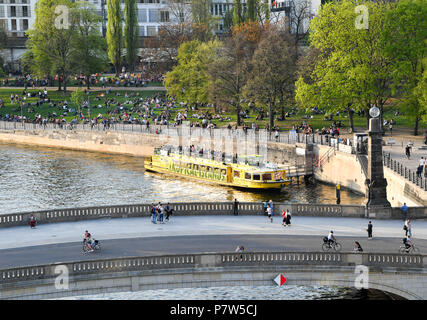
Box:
[1,72,165,89]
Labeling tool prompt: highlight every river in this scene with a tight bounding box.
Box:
[0,142,364,214]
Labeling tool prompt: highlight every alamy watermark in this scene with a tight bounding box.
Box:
[54,265,69,290]
[354,265,369,289]
[355,5,369,30]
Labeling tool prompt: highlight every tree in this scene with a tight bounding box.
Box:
[70,87,85,117]
[124,0,139,72]
[106,0,123,75]
[72,1,108,89]
[244,27,297,130]
[246,0,257,22]
[27,0,77,93]
[164,40,220,107]
[233,0,244,25]
[295,0,395,130]
[383,0,427,135]
[191,0,215,40]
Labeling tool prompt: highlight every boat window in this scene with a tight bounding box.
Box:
[214,168,220,173]
[234,170,240,178]
[187,163,192,169]
[245,172,251,180]
[201,165,206,171]
[253,174,261,181]
[262,173,272,181]
[206,166,211,172]
[221,169,226,175]
[194,164,199,170]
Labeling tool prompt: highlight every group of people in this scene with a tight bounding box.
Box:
[150,202,174,224]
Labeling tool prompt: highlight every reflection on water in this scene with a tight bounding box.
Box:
[0,142,364,214]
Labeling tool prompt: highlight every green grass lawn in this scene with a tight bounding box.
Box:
[0,88,425,134]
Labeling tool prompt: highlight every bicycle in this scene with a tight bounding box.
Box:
[321,237,342,252]
[82,239,101,253]
[399,244,419,254]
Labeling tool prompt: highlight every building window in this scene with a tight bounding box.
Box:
[138,9,147,22]
[219,4,222,15]
[160,10,169,22]
[0,6,4,17]
[179,11,184,23]
[146,26,157,37]
[11,18,16,30]
[9,0,15,3]
[10,5,16,17]
[22,5,28,17]
[148,9,159,23]
[214,4,217,16]
[139,27,145,36]
[22,18,27,30]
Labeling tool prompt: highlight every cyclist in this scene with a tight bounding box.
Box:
[403,235,413,252]
[327,231,336,248]
[85,232,96,252]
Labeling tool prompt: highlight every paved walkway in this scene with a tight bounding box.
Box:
[1,215,425,250]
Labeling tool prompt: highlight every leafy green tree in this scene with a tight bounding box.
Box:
[383,0,427,135]
[295,0,395,131]
[70,87,85,116]
[27,0,77,92]
[106,0,123,75]
[164,40,220,107]
[72,1,108,89]
[124,0,139,72]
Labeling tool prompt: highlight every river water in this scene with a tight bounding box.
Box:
[0,142,364,214]
[1,143,398,300]
[60,285,402,300]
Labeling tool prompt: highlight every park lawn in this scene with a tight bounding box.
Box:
[0,88,425,133]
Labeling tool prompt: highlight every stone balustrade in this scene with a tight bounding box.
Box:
[1,252,424,285]
[1,202,426,228]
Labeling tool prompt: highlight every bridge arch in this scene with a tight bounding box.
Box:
[1,252,425,300]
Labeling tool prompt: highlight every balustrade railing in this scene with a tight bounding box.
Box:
[0,202,374,228]
[0,252,424,285]
[383,153,427,191]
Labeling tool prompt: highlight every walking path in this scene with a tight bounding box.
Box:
[1,215,424,250]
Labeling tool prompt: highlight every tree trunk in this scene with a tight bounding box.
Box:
[86,75,90,90]
[414,117,420,136]
[63,73,67,94]
[365,107,370,128]
[348,107,354,133]
[236,103,241,126]
[269,101,274,132]
[58,77,62,92]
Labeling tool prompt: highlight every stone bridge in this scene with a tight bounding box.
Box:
[0,252,425,300]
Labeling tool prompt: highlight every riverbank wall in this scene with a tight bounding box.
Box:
[312,144,427,207]
[0,128,306,165]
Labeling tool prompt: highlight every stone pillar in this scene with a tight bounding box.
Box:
[364,118,391,218]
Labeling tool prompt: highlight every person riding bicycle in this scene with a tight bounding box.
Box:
[85,232,96,252]
[403,235,413,251]
[327,231,336,247]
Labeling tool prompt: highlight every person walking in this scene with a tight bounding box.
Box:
[281,210,287,226]
[29,214,36,229]
[401,203,408,221]
[285,209,292,227]
[268,200,274,223]
[404,219,409,236]
[405,144,411,159]
[367,221,373,239]
[263,200,269,216]
[158,203,164,224]
[407,219,412,237]
[151,204,157,224]
[165,203,171,221]
[267,206,273,223]
[233,199,239,216]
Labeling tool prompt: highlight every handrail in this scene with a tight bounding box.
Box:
[383,152,427,191]
[0,252,424,284]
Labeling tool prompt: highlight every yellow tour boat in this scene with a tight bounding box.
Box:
[144,146,291,190]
